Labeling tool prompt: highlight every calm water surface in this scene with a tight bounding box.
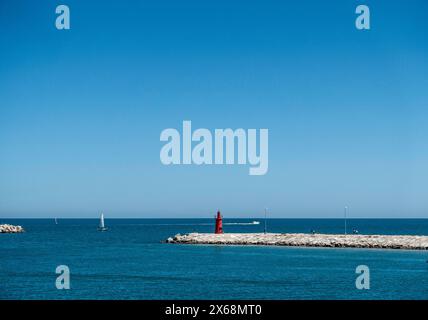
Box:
[1,219,428,299]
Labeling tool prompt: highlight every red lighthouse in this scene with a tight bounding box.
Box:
[214,211,223,234]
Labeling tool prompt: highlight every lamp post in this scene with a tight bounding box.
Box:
[264,208,268,234]
[344,206,348,235]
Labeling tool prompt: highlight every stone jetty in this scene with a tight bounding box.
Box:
[166,233,428,250]
[0,224,24,233]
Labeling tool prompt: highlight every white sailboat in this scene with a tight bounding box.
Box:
[98,213,108,231]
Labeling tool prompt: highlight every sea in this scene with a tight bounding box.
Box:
[1,218,428,300]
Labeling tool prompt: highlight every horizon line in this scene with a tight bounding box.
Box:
[1,217,428,220]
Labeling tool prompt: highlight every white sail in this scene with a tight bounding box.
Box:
[99,214,105,228]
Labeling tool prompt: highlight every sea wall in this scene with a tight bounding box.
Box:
[166,232,428,250]
[0,224,24,233]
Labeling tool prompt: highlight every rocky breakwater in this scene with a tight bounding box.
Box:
[0,224,25,233]
[166,232,428,250]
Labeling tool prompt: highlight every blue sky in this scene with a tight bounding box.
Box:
[0,0,427,218]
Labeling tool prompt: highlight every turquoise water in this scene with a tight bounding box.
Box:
[1,219,428,300]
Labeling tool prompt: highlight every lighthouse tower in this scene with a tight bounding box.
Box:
[214,211,223,234]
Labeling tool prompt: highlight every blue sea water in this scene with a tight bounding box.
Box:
[1,218,428,300]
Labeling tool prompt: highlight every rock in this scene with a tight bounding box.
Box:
[0,224,24,233]
[165,232,428,250]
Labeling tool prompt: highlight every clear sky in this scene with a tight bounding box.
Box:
[1,0,427,218]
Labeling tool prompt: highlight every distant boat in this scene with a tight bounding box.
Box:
[54,218,58,225]
[97,213,108,232]
[223,221,261,226]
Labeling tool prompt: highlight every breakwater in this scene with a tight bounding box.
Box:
[166,232,428,250]
[0,224,24,233]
